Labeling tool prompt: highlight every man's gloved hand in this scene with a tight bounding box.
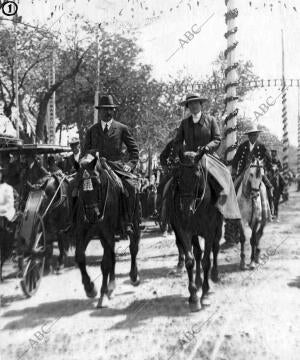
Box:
[123,163,131,172]
[197,146,209,155]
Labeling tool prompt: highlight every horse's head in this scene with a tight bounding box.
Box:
[174,151,205,216]
[244,158,264,198]
[78,153,105,223]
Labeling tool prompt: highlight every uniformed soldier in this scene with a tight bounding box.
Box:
[82,94,140,236]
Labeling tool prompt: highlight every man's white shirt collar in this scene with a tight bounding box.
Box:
[192,112,202,124]
[101,119,113,131]
[74,152,80,163]
[249,140,256,152]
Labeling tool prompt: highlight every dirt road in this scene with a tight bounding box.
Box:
[1,186,300,360]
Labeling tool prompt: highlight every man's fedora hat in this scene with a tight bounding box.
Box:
[69,137,80,145]
[179,93,208,107]
[95,94,118,109]
[244,123,263,135]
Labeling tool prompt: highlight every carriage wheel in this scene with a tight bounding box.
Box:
[20,220,46,298]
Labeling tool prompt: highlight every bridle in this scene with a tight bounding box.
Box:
[80,165,110,222]
[176,158,208,214]
[243,162,264,199]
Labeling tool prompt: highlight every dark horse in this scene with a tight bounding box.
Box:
[75,155,141,308]
[42,173,73,271]
[168,151,223,312]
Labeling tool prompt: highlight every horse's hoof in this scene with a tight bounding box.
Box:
[176,262,185,273]
[130,274,140,286]
[240,260,246,271]
[85,283,97,298]
[107,280,116,299]
[96,295,108,308]
[189,299,201,312]
[211,269,219,283]
[249,261,256,270]
[201,295,211,307]
[162,231,168,237]
[55,264,64,274]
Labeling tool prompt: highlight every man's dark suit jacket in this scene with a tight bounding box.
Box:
[83,120,139,169]
[174,113,221,153]
[232,140,272,176]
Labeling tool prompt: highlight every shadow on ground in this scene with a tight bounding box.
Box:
[287,276,300,289]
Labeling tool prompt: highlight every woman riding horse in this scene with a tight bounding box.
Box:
[165,93,241,311]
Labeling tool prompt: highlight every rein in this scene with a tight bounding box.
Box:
[177,158,208,214]
[81,170,110,222]
[41,175,67,219]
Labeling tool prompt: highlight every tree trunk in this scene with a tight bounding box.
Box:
[35,47,91,142]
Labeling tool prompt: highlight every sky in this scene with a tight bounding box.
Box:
[13,0,300,146]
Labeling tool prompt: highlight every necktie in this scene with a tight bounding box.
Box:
[104,123,108,134]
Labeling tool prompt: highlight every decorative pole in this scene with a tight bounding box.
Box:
[224,0,239,245]
[224,0,239,165]
[47,41,56,144]
[297,86,300,191]
[94,24,101,124]
[281,29,289,201]
[13,15,20,138]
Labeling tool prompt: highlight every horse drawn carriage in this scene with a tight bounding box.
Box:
[0,136,71,297]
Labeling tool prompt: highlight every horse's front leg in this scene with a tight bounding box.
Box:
[201,236,212,305]
[180,230,200,312]
[239,220,247,270]
[75,226,97,298]
[192,235,202,289]
[129,213,141,286]
[97,236,115,308]
[249,223,258,269]
[173,226,185,272]
[56,233,67,272]
[254,221,265,264]
[107,238,116,299]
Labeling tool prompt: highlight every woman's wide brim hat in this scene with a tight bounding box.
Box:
[244,123,263,135]
[179,93,208,107]
[95,94,118,109]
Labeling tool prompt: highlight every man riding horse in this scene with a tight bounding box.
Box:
[82,94,140,237]
[62,137,81,175]
[271,149,282,171]
[169,93,241,220]
[231,124,274,213]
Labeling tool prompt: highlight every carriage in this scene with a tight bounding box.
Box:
[0,136,71,297]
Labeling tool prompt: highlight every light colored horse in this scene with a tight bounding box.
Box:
[236,158,271,270]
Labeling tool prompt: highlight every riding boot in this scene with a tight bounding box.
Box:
[120,193,134,237]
